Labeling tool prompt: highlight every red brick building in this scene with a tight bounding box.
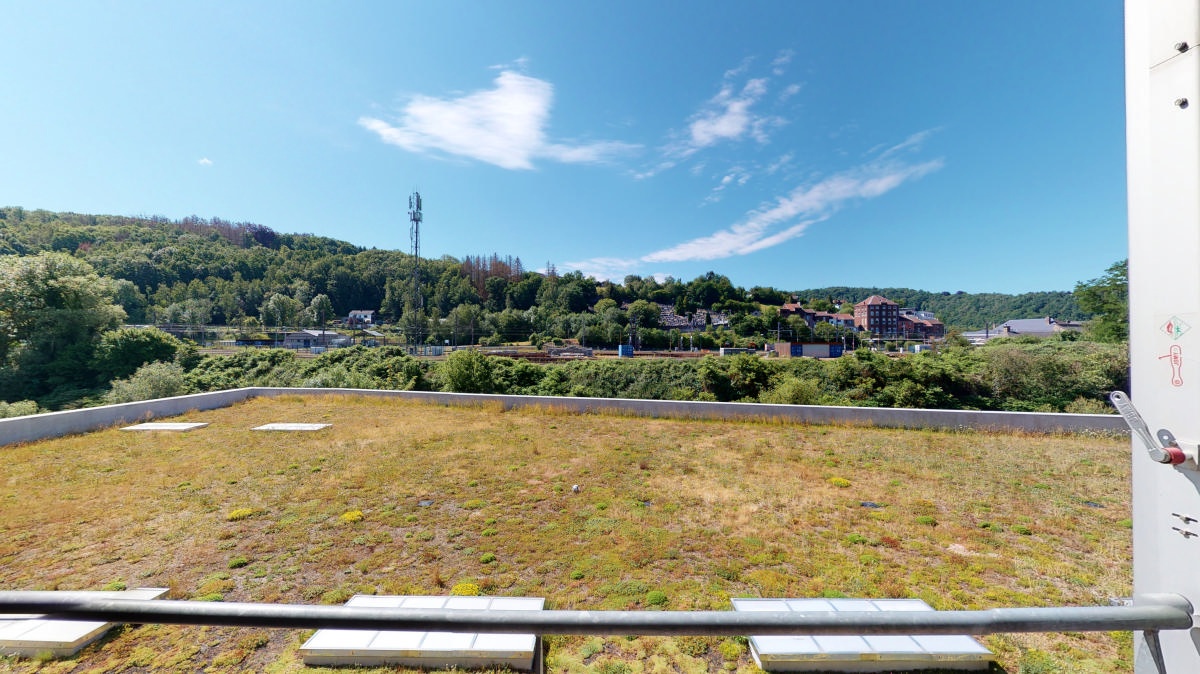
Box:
[854,295,900,337]
[898,313,946,340]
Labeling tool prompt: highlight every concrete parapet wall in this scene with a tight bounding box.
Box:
[0,387,1127,447]
[0,389,258,446]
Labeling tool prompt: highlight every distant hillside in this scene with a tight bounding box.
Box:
[792,286,1085,332]
[0,207,1085,333]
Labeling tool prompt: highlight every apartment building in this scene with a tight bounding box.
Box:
[854,295,901,337]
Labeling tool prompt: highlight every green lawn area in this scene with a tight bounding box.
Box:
[0,395,1132,673]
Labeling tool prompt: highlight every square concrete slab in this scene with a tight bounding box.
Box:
[120,422,209,432]
[731,598,993,672]
[298,595,545,670]
[251,423,331,431]
[0,588,168,658]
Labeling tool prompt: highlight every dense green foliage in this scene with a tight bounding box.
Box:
[167,341,1126,413]
[0,252,126,406]
[1,208,1086,339]
[0,209,1122,412]
[1073,259,1129,342]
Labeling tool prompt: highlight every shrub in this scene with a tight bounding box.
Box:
[759,376,823,405]
[1064,396,1113,415]
[646,590,668,606]
[463,499,486,510]
[440,349,495,393]
[339,510,364,524]
[450,582,481,596]
[228,556,249,569]
[1013,524,1033,535]
[95,327,181,381]
[845,533,869,545]
[828,477,851,488]
[480,552,496,564]
[102,580,127,591]
[104,361,188,403]
[915,515,938,526]
[0,400,39,418]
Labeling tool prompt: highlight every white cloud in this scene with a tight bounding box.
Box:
[197,158,213,166]
[765,152,793,175]
[702,167,752,204]
[779,83,802,102]
[644,152,942,263]
[361,70,638,170]
[639,61,790,180]
[687,78,771,150]
[563,256,640,282]
[576,140,942,278]
[771,49,794,75]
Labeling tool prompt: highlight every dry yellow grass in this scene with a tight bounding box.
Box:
[0,395,1132,673]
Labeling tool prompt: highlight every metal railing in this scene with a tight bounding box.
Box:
[0,592,1191,636]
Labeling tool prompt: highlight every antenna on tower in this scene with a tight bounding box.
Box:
[408,191,424,312]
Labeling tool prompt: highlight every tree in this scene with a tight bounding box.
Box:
[0,252,125,401]
[1074,260,1128,342]
[439,349,494,393]
[94,327,181,381]
[483,276,508,312]
[813,321,839,342]
[626,300,660,329]
[260,293,303,330]
[309,294,335,329]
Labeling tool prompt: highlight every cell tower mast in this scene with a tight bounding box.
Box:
[408,191,424,311]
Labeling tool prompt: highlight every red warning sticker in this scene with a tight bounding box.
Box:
[1163,316,1191,340]
[1160,344,1184,387]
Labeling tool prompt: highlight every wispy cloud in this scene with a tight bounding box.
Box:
[765,152,793,175]
[360,70,638,170]
[197,157,213,166]
[771,49,794,75]
[684,77,779,154]
[569,131,943,277]
[702,167,752,204]
[637,58,796,180]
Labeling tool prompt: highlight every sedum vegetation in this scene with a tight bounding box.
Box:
[0,396,1134,673]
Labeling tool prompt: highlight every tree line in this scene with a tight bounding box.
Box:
[0,208,1086,334]
[0,208,1125,411]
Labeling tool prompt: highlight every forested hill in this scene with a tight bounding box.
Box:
[792,287,1083,331]
[0,207,1084,331]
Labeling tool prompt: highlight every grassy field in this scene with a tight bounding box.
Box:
[0,395,1132,673]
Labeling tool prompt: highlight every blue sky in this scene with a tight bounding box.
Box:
[2,1,1126,294]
